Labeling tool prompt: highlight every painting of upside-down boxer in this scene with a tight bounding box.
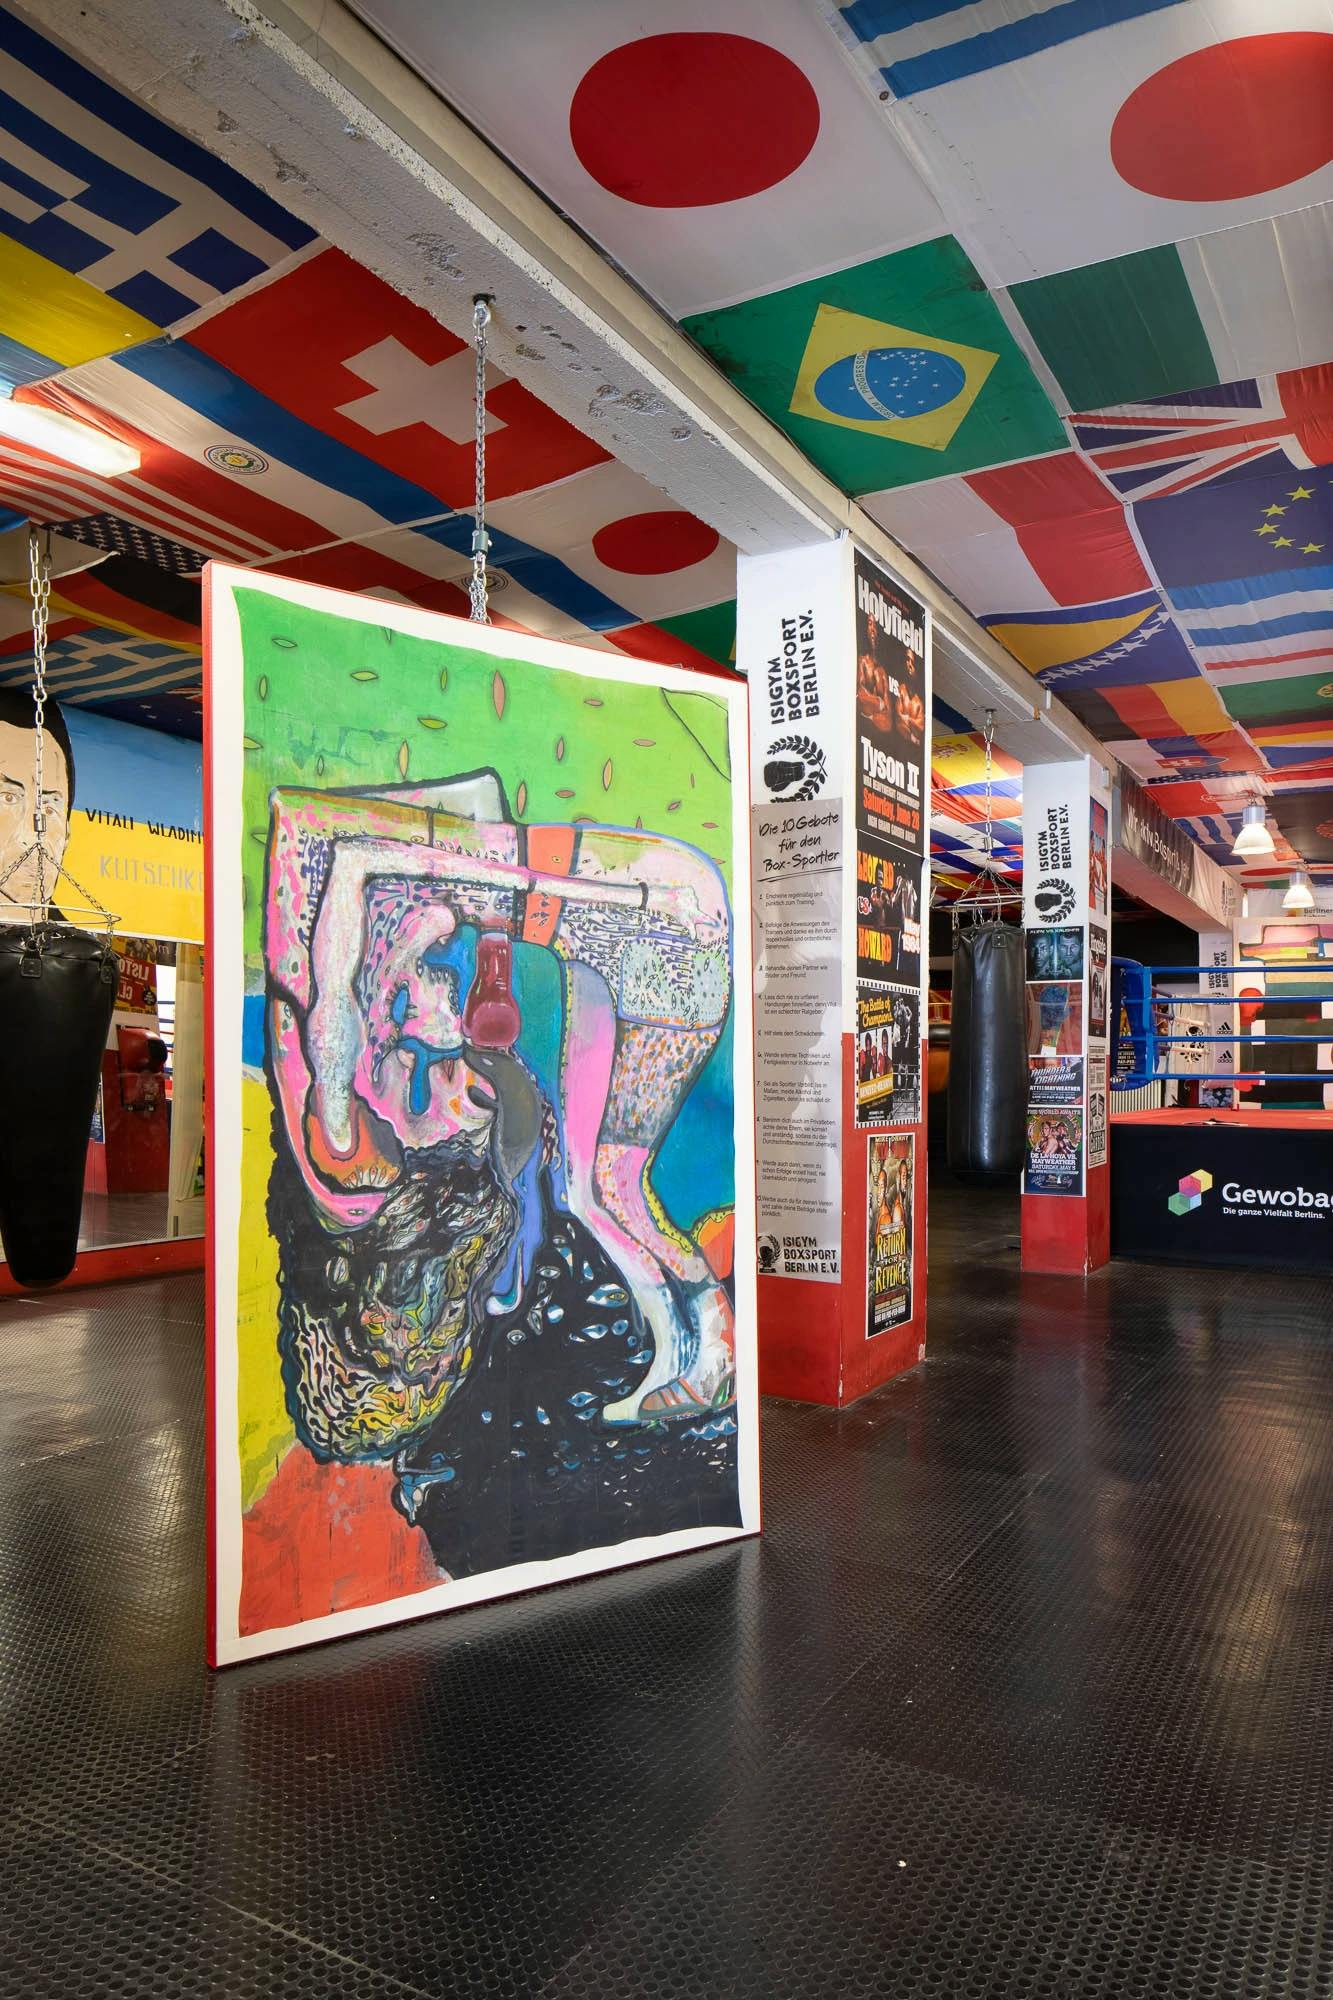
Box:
[207,571,757,1663]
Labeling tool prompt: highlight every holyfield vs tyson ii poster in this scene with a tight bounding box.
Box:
[853,554,926,860]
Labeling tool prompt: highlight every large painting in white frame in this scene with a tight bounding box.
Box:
[205,565,758,1665]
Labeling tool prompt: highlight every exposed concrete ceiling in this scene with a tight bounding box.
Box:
[26,0,1113,774]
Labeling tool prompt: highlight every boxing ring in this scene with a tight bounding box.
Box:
[1109,959,1333,1273]
[1111,958,1333,1100]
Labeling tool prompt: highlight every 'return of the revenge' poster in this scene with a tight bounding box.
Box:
[867,1134,914,1336]
[205,566,759,1665]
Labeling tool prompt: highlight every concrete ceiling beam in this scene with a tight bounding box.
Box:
[28,0,1110,769]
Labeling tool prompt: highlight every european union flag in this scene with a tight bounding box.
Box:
[1135,459,1333,590]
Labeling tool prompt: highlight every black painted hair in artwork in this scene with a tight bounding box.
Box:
[0,687,75,804]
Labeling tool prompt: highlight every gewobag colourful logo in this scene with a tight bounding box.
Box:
[1168,1169,1211,1216]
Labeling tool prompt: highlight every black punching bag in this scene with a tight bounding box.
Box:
[948,923,1026,1182]
[0,925,117,1286]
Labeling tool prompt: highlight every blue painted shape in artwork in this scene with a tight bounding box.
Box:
[653,1008,735,1228]
[242,995,266,1069]
[396,1037,449,1117]
[508,940,565,1104]
[814,346,965,422]
[64,706,202,827]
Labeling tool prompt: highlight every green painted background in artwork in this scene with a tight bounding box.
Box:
[229,588,740,1507]
[235,588,735,977]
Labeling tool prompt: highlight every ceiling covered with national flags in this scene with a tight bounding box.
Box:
[343,0,1333,885]
[2,0,1332,889]
[0,4,743,742]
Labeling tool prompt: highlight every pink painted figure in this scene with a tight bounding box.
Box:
[263,771,735,1461]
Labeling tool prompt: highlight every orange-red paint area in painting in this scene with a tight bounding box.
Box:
[240,1449,441,1636]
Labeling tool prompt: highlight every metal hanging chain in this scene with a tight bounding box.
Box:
[28,525,50,916]
[0,523,116,938]
[949,706,1022,929]
[469,295,493,624]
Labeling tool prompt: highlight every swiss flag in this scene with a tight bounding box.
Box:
[187,248,608,506]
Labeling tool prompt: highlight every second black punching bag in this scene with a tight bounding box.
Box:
[947,922,1027,1181]
[0,924,118,1286]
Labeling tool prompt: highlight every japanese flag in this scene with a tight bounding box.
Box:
[350,0,946,315]
[488,463,736,624]
[862,0,1333,284]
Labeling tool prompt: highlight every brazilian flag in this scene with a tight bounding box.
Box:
[683,236,1064,498]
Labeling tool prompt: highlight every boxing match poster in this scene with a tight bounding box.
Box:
[855,841,922,987]
[1026,928,1083,983]
[1087,1070,1108,1169]
[1025,1109,1084,1196]
[1089,926,1108,1039]
[867,1134,914,1337]
[1026,982,1084,1061]
[1090,799,1109,916]
[205,567,759,1664]
[855,981,921,1128]
[853,553,926,859]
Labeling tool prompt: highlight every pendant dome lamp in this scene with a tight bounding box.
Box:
[1231,801,1275,859]
[1283,870,1315,914]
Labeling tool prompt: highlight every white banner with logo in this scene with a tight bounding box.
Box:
[740,539,849,810]
[741,541,852,1281]
[1022,758,1113,1198]
[751,803,843,1282]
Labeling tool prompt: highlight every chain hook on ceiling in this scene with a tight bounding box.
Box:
[469,294,494,625]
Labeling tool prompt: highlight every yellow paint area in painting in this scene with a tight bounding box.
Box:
[63,810,204,942]
[238,1075,293,1513]
[235,1072,488,1493]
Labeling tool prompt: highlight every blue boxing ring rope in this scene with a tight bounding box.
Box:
[1112,958,1333,1090]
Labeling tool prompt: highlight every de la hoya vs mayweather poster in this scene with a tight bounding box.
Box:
[205,565,759,1665]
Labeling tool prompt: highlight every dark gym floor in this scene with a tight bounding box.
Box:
[2,1179,1330,1999]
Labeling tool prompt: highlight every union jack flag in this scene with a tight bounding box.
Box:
[1073,367,1333,503]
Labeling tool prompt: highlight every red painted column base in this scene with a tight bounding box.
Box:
[759,1037,927,1407]
[1020,1162,1110,1276]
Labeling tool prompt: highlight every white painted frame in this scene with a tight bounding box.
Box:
[206,562,759,1665]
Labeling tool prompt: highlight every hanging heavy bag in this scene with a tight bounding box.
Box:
[947,923,1027,1181]
[0,925,118,1286]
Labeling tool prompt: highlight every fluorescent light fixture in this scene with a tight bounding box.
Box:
[1283,870,1315,914]
[1232,801,1275,858]
[0,392,139,475]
